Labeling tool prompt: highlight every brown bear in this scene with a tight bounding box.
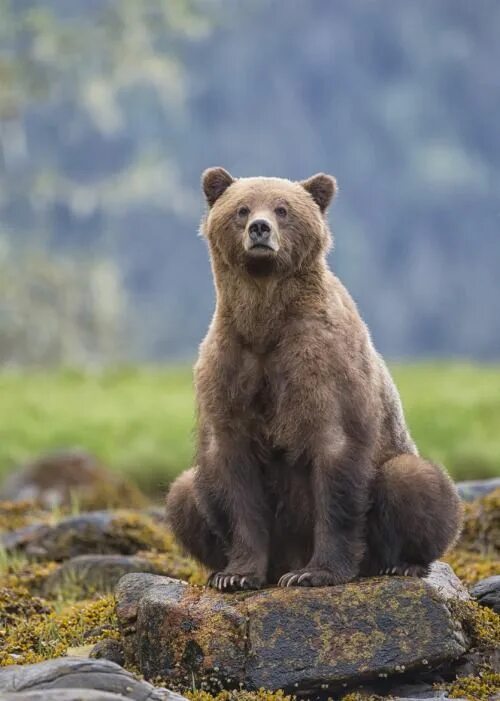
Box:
[166,167,462,591]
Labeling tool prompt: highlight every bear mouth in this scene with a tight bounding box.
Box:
[248,243,276,252]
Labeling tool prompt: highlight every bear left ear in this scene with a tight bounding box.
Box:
[202,167,235,207]
[300,173,337,213]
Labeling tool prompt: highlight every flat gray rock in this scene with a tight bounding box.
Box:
[0,657,185,701]
[116,563,470,694]
[0,690,131,701]
[470,575,500,614]
[456,477,500,502]
[42,555,160,597]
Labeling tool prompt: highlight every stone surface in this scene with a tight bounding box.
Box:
[0,449,146,510]
[42,554,160,597]
[456,477,500,502]
[116,565,470,694]
[0,510,170,561]
[0,657,185,700]
[0,689,131,701]
[470,575,500,614]
[90,639,126,668]
[424,561,470,602]
[0,691,132,701]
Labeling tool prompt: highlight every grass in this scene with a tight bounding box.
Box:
[0,363,498,495]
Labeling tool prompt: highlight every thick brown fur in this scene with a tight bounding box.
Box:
[166,168,463,591]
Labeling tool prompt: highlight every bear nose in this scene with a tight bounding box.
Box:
[248,219,271,244]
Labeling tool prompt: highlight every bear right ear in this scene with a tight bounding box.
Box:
[202,167,235,207]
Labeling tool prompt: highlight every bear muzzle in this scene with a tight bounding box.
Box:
[245,218,280,253]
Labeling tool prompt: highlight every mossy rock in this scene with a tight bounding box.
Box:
[457,487,500,557]
[115,564,470,694]
[0,509,174,561]
[0,449,148,511]
[470,576,500,614]
[42,554,162,599]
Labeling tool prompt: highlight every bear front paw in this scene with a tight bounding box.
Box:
[278,567,349,587]
[207,571,263,592]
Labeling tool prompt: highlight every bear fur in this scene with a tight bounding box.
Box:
[166,168,462,590]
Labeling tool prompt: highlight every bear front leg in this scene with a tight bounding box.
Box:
[199,443,270,592]
[279,442,371,587]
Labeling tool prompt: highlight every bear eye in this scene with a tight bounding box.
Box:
[238,206,250,218]
[275,206,287,218]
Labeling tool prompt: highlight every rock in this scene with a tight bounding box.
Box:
[0,657,184,700]
[470,575,500,614]
[42,554,161,597]
[0,510,172,561]
[90,639,125,667]
[424,561,469,601]
[0,449,147,511]
[0,691,131,701]
[456,477,500,502]
[116,566,470,694]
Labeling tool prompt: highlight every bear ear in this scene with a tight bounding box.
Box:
[202,167,235,207]
[300,173,337,213]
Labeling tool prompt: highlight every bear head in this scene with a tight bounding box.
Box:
[201,168,337,278]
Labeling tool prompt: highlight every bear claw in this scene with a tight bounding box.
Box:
[207,572,261,591]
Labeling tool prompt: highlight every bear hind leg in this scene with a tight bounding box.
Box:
[361,454,462,578]
[166,468,228,572]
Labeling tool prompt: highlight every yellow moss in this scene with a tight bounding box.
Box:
[0,594,118,666]
[458,487,500,556]
[74,479,148,512]
[447,669,500,700]
[111,510,174,551]
[136,548,207,585]
[186,690,294,701]
[0,585,52,628]
[449,598,500,652]
[444,548,500,586]
[0,500,49,532]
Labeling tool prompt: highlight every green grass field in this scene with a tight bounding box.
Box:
[0,364,498,495]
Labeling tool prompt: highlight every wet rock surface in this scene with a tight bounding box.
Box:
[0,657,185,700]
[115,563,470,693]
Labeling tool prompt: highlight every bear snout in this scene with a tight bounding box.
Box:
[246,218,279,252]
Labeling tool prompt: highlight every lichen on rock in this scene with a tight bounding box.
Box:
[115,567,470,694]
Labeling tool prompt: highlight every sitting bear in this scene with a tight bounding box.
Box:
[167,167,462,591]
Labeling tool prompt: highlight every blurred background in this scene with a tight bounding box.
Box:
[0,0,499,495]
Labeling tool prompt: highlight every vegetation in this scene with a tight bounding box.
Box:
[0,363,498,494]
[1,2,500,362]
